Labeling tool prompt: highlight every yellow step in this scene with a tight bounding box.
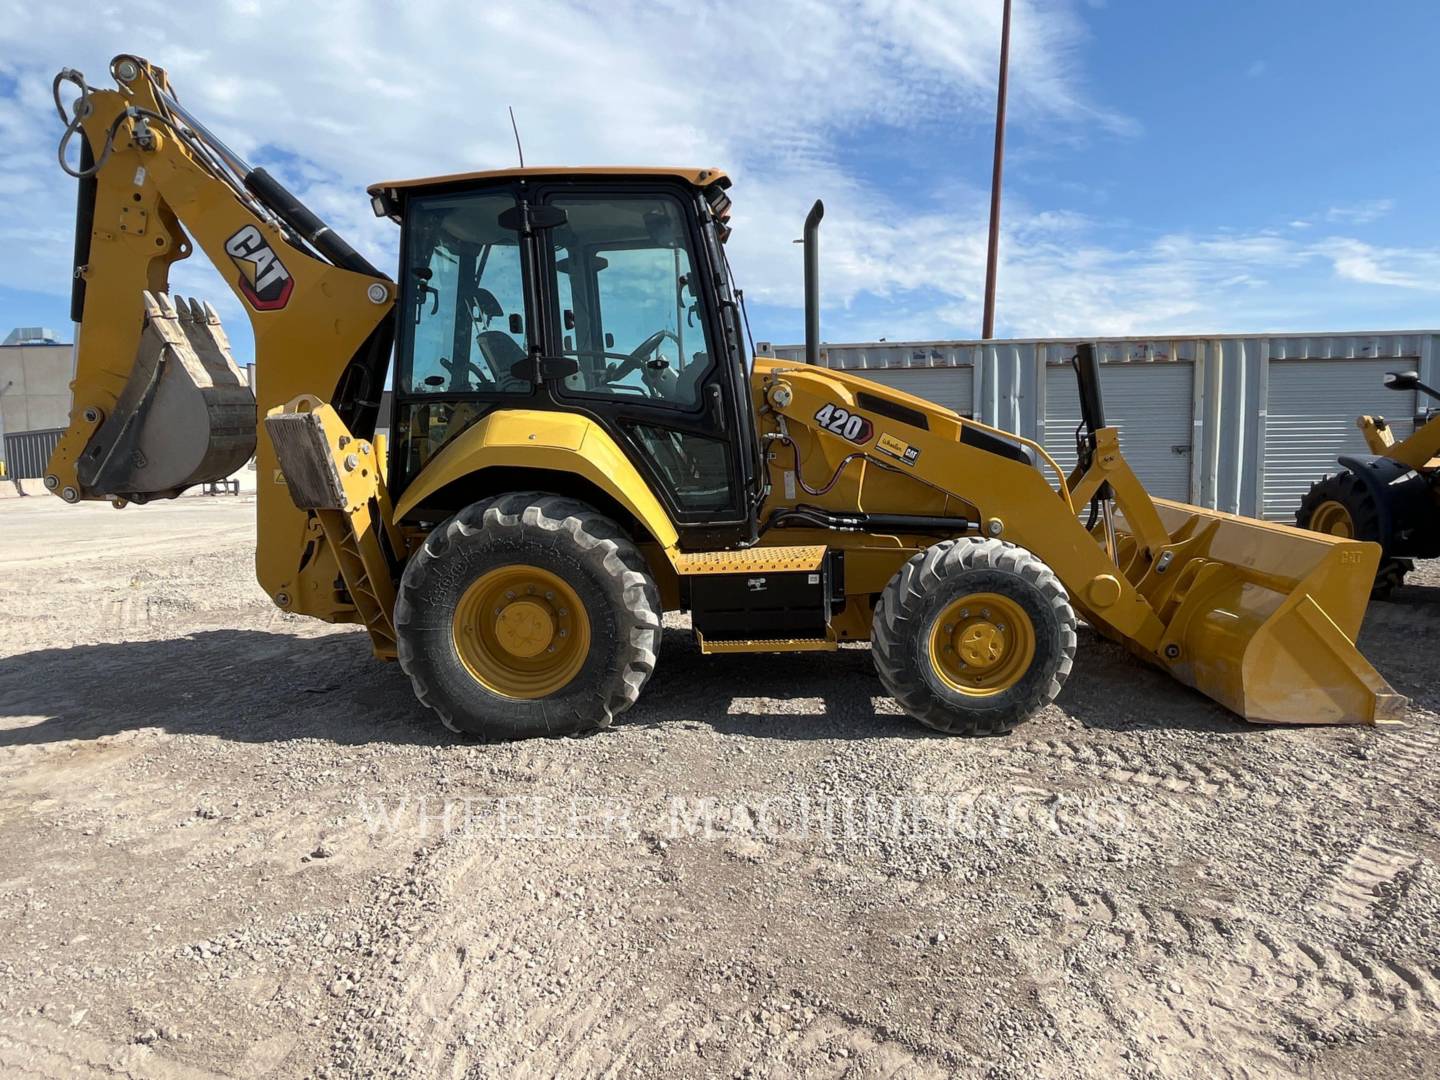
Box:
[675,545,826,576]
[697,634,837,655]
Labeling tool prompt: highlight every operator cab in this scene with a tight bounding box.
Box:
[368,167,762,550]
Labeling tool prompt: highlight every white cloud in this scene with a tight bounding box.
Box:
[1323,199,1395,225]
[1315,238,1440,291]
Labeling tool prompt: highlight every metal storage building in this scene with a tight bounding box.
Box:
[756,331,1436,521]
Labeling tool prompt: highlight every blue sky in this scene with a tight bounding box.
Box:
[1,0,1437,368]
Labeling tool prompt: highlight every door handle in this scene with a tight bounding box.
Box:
[707,384,727,434]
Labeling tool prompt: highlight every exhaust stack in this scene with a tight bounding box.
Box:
[803,199,824,365]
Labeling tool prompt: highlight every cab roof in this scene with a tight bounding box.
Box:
[366,166,730,197]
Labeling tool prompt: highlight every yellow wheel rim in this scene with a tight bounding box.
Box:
[1310,499,1355,538]
[928,592,1036,696]
[452,566,590,699]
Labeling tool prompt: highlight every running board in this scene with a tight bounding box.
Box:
[697,634,838,655]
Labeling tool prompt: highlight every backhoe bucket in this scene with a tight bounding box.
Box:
[1120,500,1405,726]
[72,291,255,501]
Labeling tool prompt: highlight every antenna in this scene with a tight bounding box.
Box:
[508,106,525,168]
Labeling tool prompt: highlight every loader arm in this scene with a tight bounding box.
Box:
[48,56,397,627]
[755,358,1404,727]
[1374,411,1440,473]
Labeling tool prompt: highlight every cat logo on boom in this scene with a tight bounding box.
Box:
[224,225,293,311]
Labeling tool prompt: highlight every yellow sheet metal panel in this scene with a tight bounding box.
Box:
[675,545,826,575]
[391,409,680,553]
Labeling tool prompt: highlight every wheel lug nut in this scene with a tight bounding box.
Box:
[545,591,555,601]
[944,623,954,633]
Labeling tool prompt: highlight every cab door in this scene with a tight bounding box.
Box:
[532,183,754,548]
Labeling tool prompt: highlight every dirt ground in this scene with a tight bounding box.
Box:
[0,489,1437,1079]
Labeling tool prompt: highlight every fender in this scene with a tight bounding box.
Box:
[393,409,680,554]
[1337,453,1437,554]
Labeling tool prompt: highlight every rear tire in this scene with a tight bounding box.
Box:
[872,538,1077,736]
[1296,472,1403,599]
[395,493,662,741]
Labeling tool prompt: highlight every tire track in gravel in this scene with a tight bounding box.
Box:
[1006,736,1281,804]
[1029,886,1440,1077]
[1372,718,1440,789]
[328,822,956,1078]
[0,1014,224,1080]
[1312,836,1419,920]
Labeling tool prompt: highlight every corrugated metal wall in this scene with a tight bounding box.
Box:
[758,331,1437,517]
[3,428,63,480]
[1263,359,1417,520]
[1042,360,1195,501]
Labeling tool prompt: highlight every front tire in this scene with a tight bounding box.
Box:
[872,538,1077,735]
[395,493,662,741]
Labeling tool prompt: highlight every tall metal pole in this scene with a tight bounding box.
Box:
[981,0,1012,340]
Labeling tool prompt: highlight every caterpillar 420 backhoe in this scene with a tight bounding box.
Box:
[45,56,1404,740]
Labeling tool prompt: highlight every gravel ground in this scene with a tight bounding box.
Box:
[0,490,1437,1078]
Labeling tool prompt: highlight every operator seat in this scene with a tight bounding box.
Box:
[472,288,531,392]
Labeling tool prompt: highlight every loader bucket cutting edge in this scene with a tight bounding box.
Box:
[1116,498,1406,727]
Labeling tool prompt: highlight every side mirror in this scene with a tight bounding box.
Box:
[1384,370,1420,391]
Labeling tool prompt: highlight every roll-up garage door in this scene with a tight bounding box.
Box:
[1262,358,1418,521]
[1043,362,1194,500]
[844,368,973,418]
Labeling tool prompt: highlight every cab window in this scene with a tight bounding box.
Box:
[548,195,712,410]
[400,191,531,396]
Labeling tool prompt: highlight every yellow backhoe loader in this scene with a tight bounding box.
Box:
[45,56,1404,740]
[1298,370,1440,597]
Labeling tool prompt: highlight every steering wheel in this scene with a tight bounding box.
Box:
[604,329,682,387]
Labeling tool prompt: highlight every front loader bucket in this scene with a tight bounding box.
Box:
[70,291,255,501]
[1119,500,1406,726]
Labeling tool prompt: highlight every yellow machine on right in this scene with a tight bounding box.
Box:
[1298,370,1440,597]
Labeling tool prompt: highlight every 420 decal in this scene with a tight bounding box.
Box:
[813,403,874,443]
